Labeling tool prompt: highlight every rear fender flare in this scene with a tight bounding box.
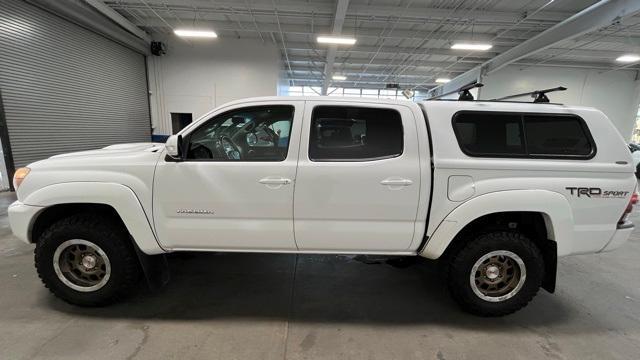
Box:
[420,190,573,259]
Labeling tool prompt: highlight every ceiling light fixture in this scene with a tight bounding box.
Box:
[174,29,218,38]
[616,54,640,63]
[451,43,492,51]
[317,36,357,45]
[436,78,451,83]
[332,75,347,81]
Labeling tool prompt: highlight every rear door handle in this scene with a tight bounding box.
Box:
[259,177,292,185]
[380,178,413,186]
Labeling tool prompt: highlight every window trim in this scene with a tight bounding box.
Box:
[181,105,295,162]
[451,110,597,160]
[308,105,405,162]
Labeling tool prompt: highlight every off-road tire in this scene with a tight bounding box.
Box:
[446,231,544,317]
[34,214,141,306]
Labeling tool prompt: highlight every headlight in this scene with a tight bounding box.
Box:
[13,167,30,189]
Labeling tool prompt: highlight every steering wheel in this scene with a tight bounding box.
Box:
[219,135,242,160]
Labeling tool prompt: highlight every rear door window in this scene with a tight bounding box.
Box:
[309,106,403,161]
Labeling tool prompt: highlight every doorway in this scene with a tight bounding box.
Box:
[171,113,193,134]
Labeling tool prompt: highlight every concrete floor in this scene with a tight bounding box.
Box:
[1,191,640,360]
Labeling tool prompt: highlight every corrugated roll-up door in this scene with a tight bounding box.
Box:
[0,0,151,168]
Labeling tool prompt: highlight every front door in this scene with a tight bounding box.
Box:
[293,102,421,252]
[153,100,304,251]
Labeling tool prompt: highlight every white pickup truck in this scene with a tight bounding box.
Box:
[8,96,637,316]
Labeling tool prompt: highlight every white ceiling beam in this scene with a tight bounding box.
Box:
[321,0,349,95]
[26,0,149,53]
[285,42,505,58]
[512,59,640,70]
[287,77,438,88]
[284,42,637,61]
[106,1,573,24]
[428,0,640,98]
[290,66,466,78]
[288,57,483,68]
[92,14,640,47]
[84,0,151,42]
[287,57,632,73]
[129,18,511,42]
[484,0,640,75]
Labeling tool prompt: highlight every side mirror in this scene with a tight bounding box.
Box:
[165,134,183,160]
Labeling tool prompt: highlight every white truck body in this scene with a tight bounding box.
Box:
[7,96,637,315]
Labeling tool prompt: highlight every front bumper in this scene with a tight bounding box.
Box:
[8,201,44,244]
[600,221,634,253]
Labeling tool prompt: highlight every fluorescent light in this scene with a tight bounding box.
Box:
[436,78,451,83]
[317,36,356,45]
[174,29,218,38]
[616,54,640,63]
[332,75,347,81]
[451,43,492,51]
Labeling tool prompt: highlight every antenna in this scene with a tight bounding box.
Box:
[492,86,567,103]
[429,82,484,101]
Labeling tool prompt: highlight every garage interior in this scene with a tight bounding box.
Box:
[2,0,640,359]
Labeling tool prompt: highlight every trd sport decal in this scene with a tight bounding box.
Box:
[565,187,629,198]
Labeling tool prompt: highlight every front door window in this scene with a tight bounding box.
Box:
[186,106,294,161]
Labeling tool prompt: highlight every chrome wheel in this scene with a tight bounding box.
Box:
[53,239,111,292]
[470,250,526,302]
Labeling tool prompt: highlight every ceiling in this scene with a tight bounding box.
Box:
[106,0,640,90]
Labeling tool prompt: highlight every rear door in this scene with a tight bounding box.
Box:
[293,102,421,252]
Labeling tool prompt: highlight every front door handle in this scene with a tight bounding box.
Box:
[259,177,292,185]
[380,178,413,186]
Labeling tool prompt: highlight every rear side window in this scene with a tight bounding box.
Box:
[453,113,525,156]
[452,112,595,159]
[309,106,403,161]
[524,116,593,156]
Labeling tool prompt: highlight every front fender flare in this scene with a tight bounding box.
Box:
[420,190,573,259]
[24,182,164,255]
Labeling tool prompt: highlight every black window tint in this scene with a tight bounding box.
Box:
[309,106,403,161]
[186,105,293,161]
[524,115,592,156]
[452,111,595,159]
[454,113,525,155]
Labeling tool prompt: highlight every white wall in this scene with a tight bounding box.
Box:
[479,65,640,139]
[147,37,281,135]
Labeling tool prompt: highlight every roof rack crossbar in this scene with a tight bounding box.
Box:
[429,82,484,101]
[492,86,567,103]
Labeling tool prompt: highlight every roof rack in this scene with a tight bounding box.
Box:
[491,86,567,103]
[429,82,484,101]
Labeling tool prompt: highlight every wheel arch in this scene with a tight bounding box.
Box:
[23,182,164,255]
[421,190,572,259]
[420,190,573,292]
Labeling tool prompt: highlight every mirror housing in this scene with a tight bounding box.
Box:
[165,134,183,160]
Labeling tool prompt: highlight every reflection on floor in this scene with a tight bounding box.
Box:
[1,191,639,359]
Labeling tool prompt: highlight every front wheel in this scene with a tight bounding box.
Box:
[446,231,544,316]
[35,214,141,306]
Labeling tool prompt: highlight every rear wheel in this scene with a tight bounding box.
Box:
[446,231,544,316]
[35,214,141,306]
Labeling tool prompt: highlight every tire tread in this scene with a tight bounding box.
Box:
[446,231,544,317]
[34,214,140,306]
